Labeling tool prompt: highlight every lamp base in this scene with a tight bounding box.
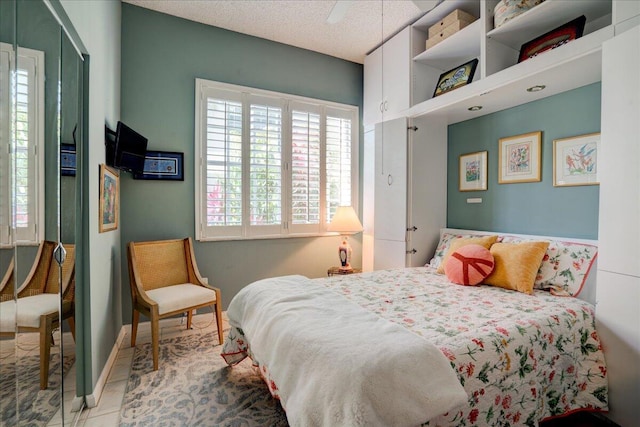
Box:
[339,265,353,272]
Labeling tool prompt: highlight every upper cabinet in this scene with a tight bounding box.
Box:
[363,0,628,126]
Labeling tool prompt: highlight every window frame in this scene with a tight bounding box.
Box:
[195,78,359,242]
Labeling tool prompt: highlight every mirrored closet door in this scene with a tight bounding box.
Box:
[0,0,85,424]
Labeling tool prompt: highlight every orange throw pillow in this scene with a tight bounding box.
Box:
[484,241,550,294]
[444,244,495,286]
[436,235,498,274]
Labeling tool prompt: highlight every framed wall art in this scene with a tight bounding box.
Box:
[553,132,600,187]
[99,164,119,233]
[518,15,586,63]
[498,131,542,184]
[433,58,478,97]
[133,151,184,181]
[459,151,487,191]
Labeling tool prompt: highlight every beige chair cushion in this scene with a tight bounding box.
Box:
[0,293,59,331]
[146,283,216,315]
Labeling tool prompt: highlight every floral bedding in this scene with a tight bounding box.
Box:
[223,266,608,426]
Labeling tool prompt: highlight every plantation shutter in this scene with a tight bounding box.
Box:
[200,88,243,239]
[246,94,284,237]
[288,101,322,234]
[325,107,354,224]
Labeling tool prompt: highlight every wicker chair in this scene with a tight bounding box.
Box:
[0,257,15,302]
[127,237,223,370]
[0,241,76,389]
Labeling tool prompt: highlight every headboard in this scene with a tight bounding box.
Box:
[439,228,598,305]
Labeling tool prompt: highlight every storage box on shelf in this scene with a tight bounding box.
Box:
[426,8,478,49]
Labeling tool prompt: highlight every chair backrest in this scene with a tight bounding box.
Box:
[128,238,191,292]
[17,241,75,298]
[0,257,15,302]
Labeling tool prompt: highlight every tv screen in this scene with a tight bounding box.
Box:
[114,121,148,173]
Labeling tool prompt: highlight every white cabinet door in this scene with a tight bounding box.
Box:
[363,26,412,127]
[598,25,640,278]
[374,238,407,270]
[363,47,383,127]
[374,118,407,243]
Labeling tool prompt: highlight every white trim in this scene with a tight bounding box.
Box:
[85,326,126,408]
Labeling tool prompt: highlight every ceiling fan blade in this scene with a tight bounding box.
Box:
[327,0,354,24]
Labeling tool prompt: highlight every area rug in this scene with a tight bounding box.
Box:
[0,352,75,426]
[120,332,288,426]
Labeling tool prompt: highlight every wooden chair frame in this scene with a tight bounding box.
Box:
[0,241,75,389]
[127,237,223,370]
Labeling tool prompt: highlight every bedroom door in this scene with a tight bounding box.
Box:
[373,117,407,269]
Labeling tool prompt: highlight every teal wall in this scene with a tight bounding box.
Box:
[120,4,363,319]
[447,83,601,239]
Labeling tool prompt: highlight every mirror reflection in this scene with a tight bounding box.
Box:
[0,0,82,425]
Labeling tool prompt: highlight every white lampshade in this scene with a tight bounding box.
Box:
[327,206,363,234]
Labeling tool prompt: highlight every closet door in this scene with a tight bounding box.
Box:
[374,117,407,269]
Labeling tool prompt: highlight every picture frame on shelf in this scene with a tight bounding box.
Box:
[459,151,488,192]
[553,132,600,187]
[498,131,542,184]
[99,164,119,233]
[518,15,586,63]
[60,143,76,176]
[133,151,184,181]
[433,58,478,97]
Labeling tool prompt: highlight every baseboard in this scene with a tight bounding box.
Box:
[84,325,127,408]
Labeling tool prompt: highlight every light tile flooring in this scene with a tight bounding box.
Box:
[1,312,227,427]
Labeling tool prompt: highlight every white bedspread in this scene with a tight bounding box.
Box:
[225,274,467,427]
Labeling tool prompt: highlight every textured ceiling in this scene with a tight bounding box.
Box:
[123,0,439,64]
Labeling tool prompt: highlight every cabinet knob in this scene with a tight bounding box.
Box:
[379,102,384,113]
[384,101,388,111]
[387,174,393,185]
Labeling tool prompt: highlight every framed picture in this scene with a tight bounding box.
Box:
[133,151,184,181]
[60,143,76,176]
[459,151,487,191]
[433,58,478,97]
[498,131,542,184]
[99,164,119,233]
[518,15,586,63]
[553,132,600,187]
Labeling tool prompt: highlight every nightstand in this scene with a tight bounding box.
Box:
[327,266,362,276]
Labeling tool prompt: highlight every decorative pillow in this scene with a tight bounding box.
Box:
[484,241,549,294]
[436,235,498,274]
[500,236,597,296]
[444,244,495,286]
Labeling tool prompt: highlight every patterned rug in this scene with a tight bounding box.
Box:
[120,332,288,426]
[0,352,74,426]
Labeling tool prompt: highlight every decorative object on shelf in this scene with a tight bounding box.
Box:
[426,8,477,50]
[99,164,119,233]
[60,143,76,176]
[433,58,478,98]
[327,206,363,272]
[493,0,545,29]
[553,132,600,187]
[459,151,488,192]
[498,131,542,184]
[517,15,586,63]
[133,150,184,181]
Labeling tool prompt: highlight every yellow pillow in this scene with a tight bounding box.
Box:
[483,241,550,294]
[436,235,498,274]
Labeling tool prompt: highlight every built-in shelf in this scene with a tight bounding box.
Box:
[486,0,612,50]
[413,19,481,71]
[412,0,480,31]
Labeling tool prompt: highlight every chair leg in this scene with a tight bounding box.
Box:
[186,309,193,330]
[151,314,160,371]
[40,316,53,390]
[214,302,224,345]
[131,310,139,347]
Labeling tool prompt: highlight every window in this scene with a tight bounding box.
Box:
[0,44,44,246]
[195,79,359,241]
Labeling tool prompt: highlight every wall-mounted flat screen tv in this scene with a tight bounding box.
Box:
[105,121,148,173]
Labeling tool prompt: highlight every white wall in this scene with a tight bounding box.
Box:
[60,0,122,398]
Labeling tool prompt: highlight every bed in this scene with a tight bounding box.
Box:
[221,229,608,426]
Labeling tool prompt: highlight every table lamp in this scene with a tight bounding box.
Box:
[327,206,363,271]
